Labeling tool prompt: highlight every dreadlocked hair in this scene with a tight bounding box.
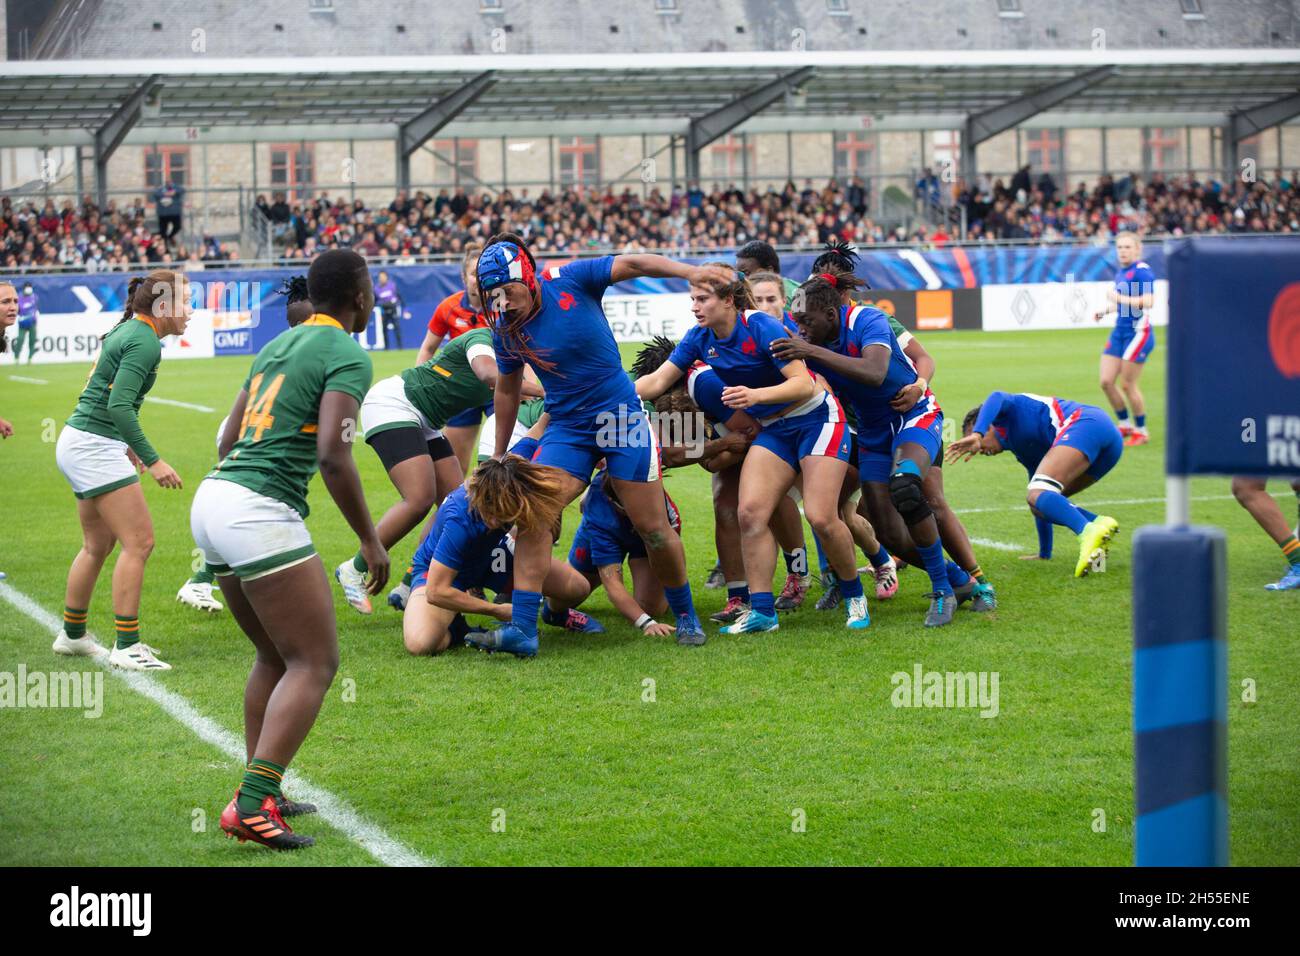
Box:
[477,231,557,373]
[793,276,842,319]
[631,335,677,380]
[106,269,185,339]
[279,274,310,305]
[466,454,570,537]
[962,406,983,436]
[692,260,756,312]
[810,238,860,274]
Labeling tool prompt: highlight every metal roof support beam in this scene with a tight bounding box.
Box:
[684,66,816,181]
[1226,89,1300,180]
[396,71,496,189]
[94,74,161,208]
[960,65,1116,180]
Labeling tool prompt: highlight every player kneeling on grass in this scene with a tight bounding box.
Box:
[336,326,544,614]
[947,391,1122,578]
[404,436,605,657]
[568,464,682,638]
[194,249,389,851]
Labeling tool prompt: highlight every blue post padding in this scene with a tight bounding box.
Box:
[1132,525,1228,866]
[1136,794,1229,868]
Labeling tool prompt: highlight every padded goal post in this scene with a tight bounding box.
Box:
[1135,236,1300,866]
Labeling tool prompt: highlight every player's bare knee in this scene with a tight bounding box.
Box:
[737,501,769,535]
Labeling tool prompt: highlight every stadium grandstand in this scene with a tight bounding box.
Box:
[2,0,1298,267]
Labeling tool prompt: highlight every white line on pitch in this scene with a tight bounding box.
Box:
[968,536,1028,552]
[953,492,1266,516]
[145,396,215,413]
[0,580,435,868]
[8,375,48,384]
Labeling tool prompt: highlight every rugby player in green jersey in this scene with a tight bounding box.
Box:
[54,270,189,671]
[178,276,317,614]
[191,249,388,850]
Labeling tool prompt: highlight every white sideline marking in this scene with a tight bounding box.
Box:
[954,492,1262,516]
[8,375,48,385]
[145,397,215,413]
[0,580,435,868]
[968,536,1027,552]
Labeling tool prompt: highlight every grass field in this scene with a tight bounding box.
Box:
[1,327,1297,867]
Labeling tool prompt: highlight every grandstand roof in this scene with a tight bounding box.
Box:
[3,50,1299,144]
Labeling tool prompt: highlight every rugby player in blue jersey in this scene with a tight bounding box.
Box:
[1094,232,1156,447]
[404,436,605,656]
[636,268,869,634]
[776,275,973,627]
[947,391,1123,578]
[476,234,731,652]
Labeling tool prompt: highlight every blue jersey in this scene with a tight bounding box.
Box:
[802,305,920,428]
[685,362,730,424]
[418,484,506,578]
[1113,259,1155,334]
[493,255,637,420]
[572,468,681,569]
[972,391,1085,474]
[575,470,644,567]
[668,310,818,421]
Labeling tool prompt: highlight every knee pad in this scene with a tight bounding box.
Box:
[1028,473,1064,494]
[889,470,931,526]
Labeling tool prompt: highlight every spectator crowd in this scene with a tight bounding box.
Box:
[0,192,234,272]
[5,167,1297,271]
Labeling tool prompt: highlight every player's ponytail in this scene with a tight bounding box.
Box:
[693,260,756,313]
[467,454,569,539]
[105,270,185,340]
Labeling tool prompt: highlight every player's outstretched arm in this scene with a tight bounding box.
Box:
[318,390,388,595]
[491,368,523,459]
[597,563,674,637]
[634,360,686,402]
[610,255,736,287]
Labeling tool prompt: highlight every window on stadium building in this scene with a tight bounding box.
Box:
[270,144,315,200]
[930,129,961,177]
[833,131,877,180]
[1022,127,1063,178]
[1144,126,1184,172]
[559,136,599,186]
[432,139,480,186]
[143,145,189,189]
[708,133,751,183]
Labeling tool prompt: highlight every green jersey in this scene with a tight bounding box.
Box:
[399,327,495,428]
[517,396,545,430]
[66,316,162,465]
[782,276,802,311]
[211,315,372,518]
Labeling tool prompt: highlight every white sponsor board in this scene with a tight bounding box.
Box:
[0,312,215,365]
[980,280,1169,332]
[601,293,693,342]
